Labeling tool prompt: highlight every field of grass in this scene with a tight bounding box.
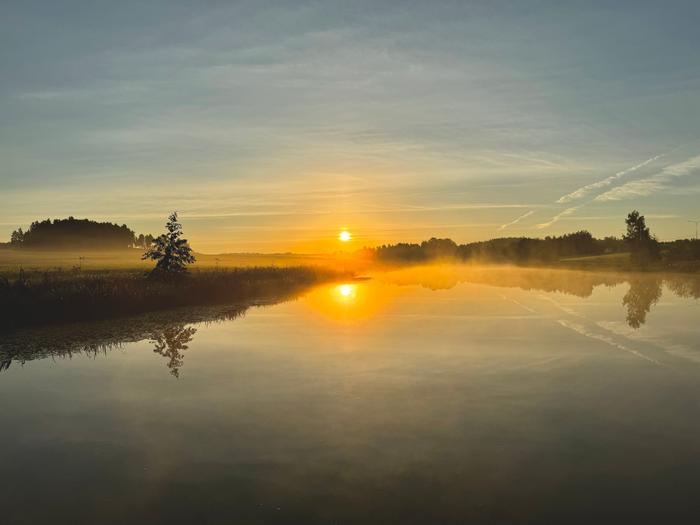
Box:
[0,247,341,276]
[559,252,632,270]
[559,252,700,273]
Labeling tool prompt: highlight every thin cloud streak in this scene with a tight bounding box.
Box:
[556,154,664,204]
[539,150,678,232]
[595,154,700,202]
[499,210,534,230]
[536,207,578,229]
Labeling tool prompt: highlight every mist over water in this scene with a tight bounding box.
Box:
[2,265,700,523]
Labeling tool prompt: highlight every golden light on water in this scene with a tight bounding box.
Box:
[339,230,351,242]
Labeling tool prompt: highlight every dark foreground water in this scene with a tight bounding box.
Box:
[2,266,700,524]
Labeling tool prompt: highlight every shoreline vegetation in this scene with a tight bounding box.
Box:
[0,213,356,331]
[0,266,351,331]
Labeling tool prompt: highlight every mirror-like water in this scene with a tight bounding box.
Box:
[2,266,700,524]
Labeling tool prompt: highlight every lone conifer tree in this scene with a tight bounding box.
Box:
[143,212,196,275]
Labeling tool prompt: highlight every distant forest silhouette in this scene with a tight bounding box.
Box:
[8,217,153,250]
[367,233,700,268]
[366,212,700,269]
[366,231,603,264]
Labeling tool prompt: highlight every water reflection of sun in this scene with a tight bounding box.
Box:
[302,279,398,323]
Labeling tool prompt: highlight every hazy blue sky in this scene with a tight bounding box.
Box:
[2,0,699,251]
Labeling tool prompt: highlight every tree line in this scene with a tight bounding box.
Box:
[8,217,154,250]
[6,212,198,278]
[367,211,700,268]
[367,231,604,264]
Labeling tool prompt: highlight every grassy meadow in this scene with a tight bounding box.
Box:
[0,247,337,275]
[558,252,632,271]
[559,251,700,273]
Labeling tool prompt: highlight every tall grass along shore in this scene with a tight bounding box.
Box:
[0,266,350,330]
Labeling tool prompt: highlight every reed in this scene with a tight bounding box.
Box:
[0,266,349,329]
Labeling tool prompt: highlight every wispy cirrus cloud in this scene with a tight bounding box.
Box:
[499,210,534,230]
[536,207,578,229]
[536,150,677,231]
[556,154,663,204]
[595,154,700,202]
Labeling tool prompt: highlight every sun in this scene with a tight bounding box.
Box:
[339,230,351,242]
[336,283,357,301]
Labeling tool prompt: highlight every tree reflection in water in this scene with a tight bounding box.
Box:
[0,303,252,377]
[381,265,699,329]
[622,277,663,329]
[150,324,198,378]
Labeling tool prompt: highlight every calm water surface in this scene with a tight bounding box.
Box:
[2,266,700,524]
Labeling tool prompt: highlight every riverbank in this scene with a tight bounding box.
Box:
[0,266,352,330]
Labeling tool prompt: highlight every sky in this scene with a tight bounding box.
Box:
[2,0,699,252]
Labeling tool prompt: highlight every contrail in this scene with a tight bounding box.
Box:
[536,150,673,230]
[498,210,534,230]
[536,207,577,229]
[595,154,700,202]
[556,154,664,204]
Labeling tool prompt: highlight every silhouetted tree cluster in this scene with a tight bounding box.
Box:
[599,236,626,254]
[623,210,660,267]
[371,237,458,262]
[662,239,700,262]
[369,211,699,269]
[371,231,603,264]
[135,233,155,249]
[8,217,153,250]
[458,231,602,263]
[10,228,25,246]
[422,237,458,258]
[371,242,426,262]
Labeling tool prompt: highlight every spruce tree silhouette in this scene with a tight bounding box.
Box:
[142,212,196,276]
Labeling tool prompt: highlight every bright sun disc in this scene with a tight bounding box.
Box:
[339,230,351,242]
